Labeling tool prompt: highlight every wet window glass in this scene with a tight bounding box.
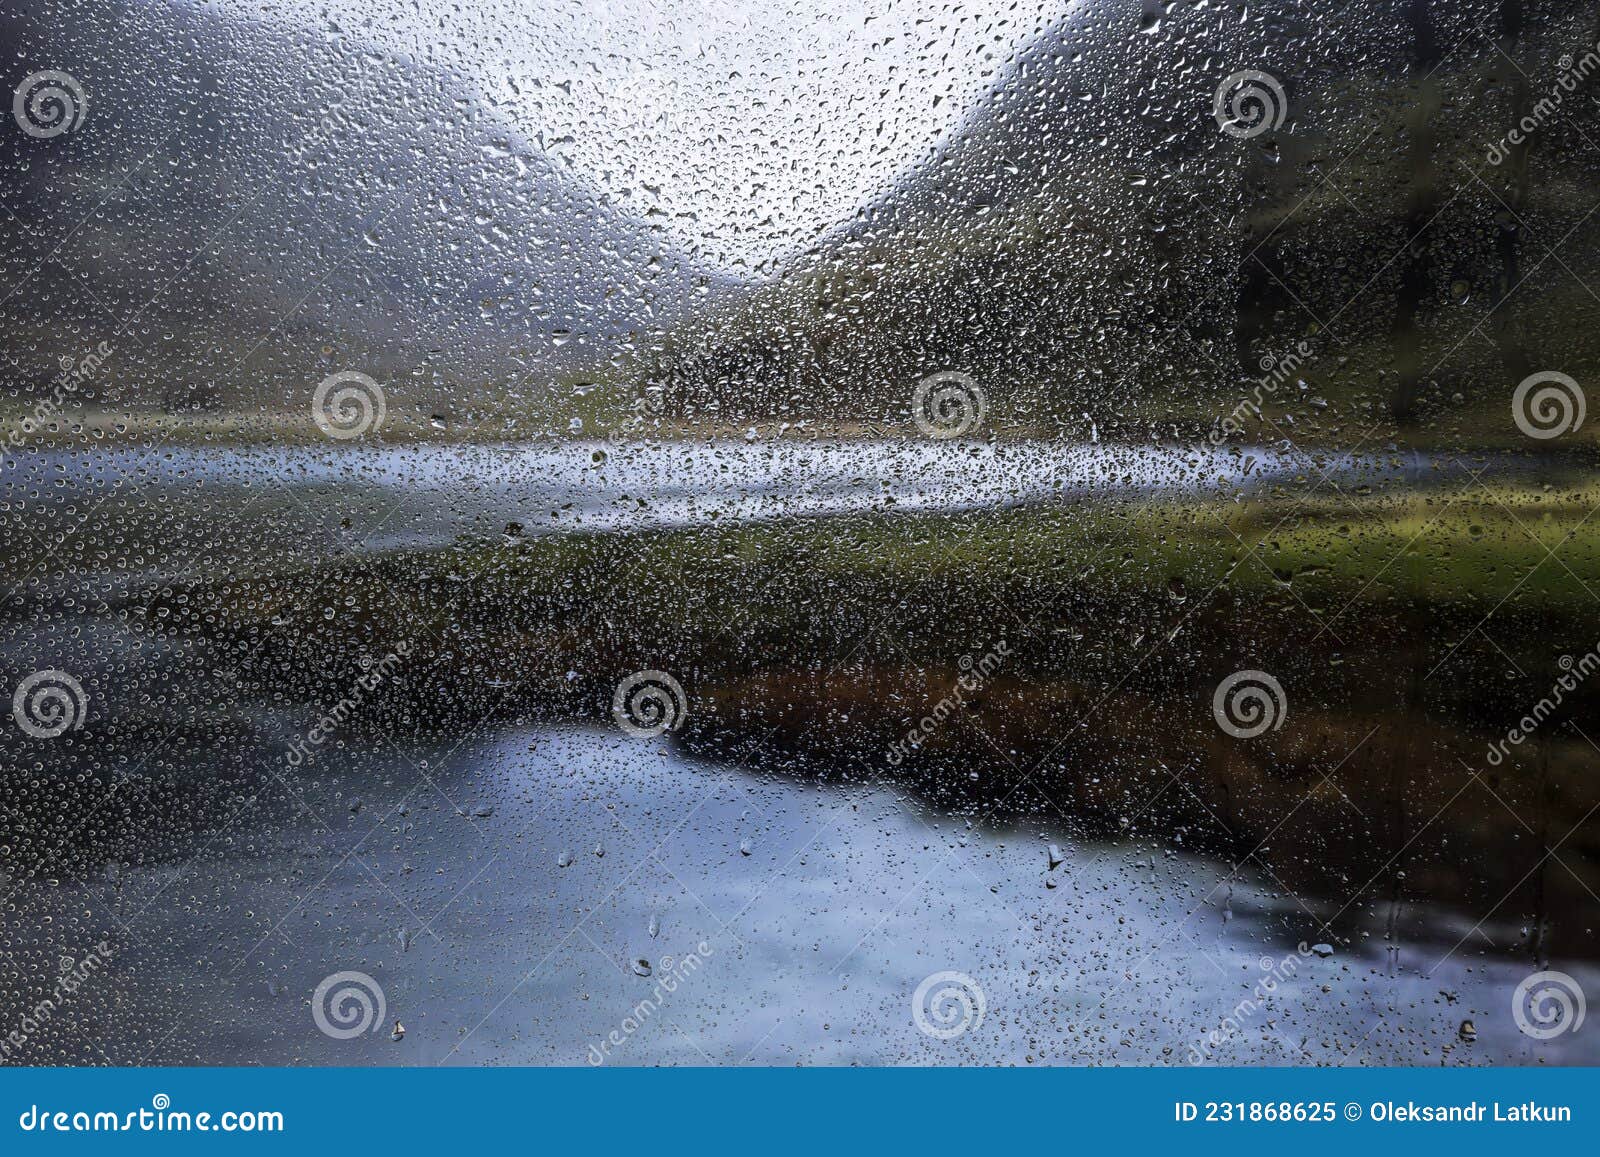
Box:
[2,0,1597,1066]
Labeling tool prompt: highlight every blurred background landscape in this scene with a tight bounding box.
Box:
[1,0,1598,1065]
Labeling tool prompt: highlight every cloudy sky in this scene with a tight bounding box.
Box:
[239,0,1068,271]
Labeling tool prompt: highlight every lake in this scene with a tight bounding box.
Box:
[1,437,1595,1066]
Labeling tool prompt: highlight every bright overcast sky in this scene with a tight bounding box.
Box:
[240,0,1067,273]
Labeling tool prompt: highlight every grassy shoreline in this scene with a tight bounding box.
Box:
[48,478,1577,956]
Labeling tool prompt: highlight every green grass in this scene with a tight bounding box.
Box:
[437,477,1600,621]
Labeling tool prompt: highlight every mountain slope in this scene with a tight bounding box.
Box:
[639,0,1600,449]
[0,0,715,428]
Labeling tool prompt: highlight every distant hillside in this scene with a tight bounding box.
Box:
[0,0,716,428]
[636,0,1600,450]
[6,0,1597,452]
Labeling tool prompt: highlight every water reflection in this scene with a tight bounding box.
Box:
[4,439,1597,1065]
[10,720,1596,1066]
[2,439,1455,597]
